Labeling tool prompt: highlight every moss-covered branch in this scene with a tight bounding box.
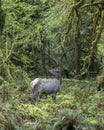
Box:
[91,10,104,57]
[73,0,84,9]
[82,1,104,8]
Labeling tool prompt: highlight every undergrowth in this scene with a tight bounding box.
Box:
[0,79,104,130]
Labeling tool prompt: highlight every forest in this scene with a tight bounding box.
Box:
[0,0,104,130]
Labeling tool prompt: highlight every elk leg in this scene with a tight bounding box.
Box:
[52,93,56,102]
[31,91,39,103]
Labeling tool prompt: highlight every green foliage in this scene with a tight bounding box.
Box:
[0,76,4,84]
[0,1,104,130]
[0,0,104,81]
[0,0,45,80]
[0,79,104,130]
[98,42,104,72]
[53,109,79,130]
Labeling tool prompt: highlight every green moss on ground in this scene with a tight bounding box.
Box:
[0,79,104,130]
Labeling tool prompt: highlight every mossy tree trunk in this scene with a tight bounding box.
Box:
[82,1,104,75]
[89,9,104,73]
[41,41,47,76]
[74,9,81,77]
[39,32,47,76]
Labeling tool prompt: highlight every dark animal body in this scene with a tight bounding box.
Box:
[30,69,61,103]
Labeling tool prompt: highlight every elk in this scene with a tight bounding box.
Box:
[30,69,61,103]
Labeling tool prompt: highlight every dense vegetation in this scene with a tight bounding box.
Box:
[0,79,104,130]
[0,0,104,130]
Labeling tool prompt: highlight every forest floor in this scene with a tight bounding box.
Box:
[0,79,104,130]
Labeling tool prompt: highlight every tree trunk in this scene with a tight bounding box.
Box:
[74,9,81,77]
[89,6,104,74]
[0,0,5,35]
[41,41,47,76]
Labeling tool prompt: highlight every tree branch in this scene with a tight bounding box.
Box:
[82,1,104,8]
[73,0,84,9]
